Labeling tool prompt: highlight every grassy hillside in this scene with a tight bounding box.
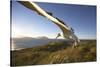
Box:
[11,40,96,66]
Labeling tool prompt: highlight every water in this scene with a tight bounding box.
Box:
[11,38,54,50]
[11,37,70,50]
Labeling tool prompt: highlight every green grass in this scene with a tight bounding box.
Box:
[11,40,96,66]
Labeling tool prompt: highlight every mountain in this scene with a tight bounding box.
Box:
[36,36,49,39]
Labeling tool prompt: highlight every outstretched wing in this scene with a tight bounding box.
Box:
[17,1,74,39]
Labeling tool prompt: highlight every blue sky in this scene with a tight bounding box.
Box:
[11,1,96,39]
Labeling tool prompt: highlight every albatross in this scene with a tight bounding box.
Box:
[17,1,80,46]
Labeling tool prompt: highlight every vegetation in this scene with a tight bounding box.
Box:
[11,40,96,66]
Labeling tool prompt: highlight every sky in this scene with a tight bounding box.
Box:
[11,1,96,39]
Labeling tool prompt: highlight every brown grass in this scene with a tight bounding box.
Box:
[11,40,96,66]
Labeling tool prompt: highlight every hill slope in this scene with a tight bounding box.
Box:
[11,40,96,66]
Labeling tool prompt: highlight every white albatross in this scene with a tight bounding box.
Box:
[17,1,80,46]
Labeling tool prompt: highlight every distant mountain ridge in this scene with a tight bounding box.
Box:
[36,36,49,39]
[12,36,49,40]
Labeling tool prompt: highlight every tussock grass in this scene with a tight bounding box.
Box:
[11,40,96,66]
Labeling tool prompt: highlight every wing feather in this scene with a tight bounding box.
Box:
[17,1,73,39]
